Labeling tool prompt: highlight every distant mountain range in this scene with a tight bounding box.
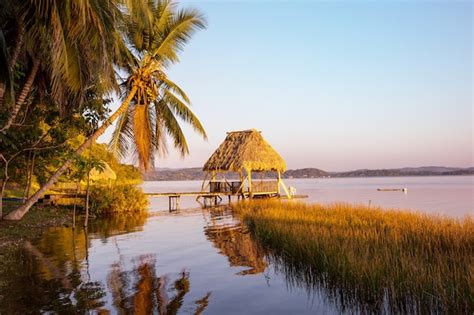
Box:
[143,166,474,181]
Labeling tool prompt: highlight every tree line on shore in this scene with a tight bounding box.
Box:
[142,166,474,181]
[0,0,207,220]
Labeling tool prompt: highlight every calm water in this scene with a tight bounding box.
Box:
[0,176,472,313]
[143,176,474,217]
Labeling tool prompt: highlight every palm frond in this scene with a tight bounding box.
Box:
[157,100,189,156]
[160,76,190,103]
[153,99,169,157]
[162,89,207,140]
[109,109,133,159]
[133,103,153,170]
[152,7,206,64]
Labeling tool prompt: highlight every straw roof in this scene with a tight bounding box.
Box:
[203,129,286,172]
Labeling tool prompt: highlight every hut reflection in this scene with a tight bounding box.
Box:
[107,255,211,314]
[204,208,267,275]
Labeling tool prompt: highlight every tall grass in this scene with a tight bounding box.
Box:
[233,200,474,314]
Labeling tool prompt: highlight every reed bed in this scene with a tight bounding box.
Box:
[233,200,474,314]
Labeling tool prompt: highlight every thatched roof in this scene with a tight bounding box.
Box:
[203,129,286,172]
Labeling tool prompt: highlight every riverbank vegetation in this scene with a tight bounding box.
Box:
[233,200,474,314]
[89,185,148,216]
[0,206,71,249]
[0,0,207,220]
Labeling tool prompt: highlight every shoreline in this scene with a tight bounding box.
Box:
[0,206,72,251]
[142,173,474,182]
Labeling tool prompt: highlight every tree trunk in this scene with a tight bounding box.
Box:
[84,169,90,227]
[22,152,32,200]
[0,162,9,219]
[4,86,138,220]
[8,19,25,72]
[26,152,36,200]
[73,180,79,229]
[0,17,25,106]
[0,58,40,133]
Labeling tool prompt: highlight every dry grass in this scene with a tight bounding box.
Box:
[233,200,474,314]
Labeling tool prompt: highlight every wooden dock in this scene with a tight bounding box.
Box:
[33,191,308,210]
[147,191,308,211]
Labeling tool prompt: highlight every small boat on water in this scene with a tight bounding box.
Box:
[377,188,408,193]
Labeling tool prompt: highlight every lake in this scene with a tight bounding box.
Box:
[0,176,472,313]
[143,176,474,217]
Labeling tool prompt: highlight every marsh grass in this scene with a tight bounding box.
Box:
[233,200,474,314]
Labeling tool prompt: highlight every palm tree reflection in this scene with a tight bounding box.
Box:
[107,255,211,314]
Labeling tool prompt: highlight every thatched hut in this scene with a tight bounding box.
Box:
[202,129,291,199]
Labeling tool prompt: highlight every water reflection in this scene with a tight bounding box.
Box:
[0,227,211,313]
[107,255,211,314]
[87,211,148,239]
[0,242,106,313]
[203,207,267,275]
[2,206,466,314]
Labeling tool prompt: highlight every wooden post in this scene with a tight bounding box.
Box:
[277,171,281,195]
[247,169,253,199]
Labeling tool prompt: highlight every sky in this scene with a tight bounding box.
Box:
[100,0,473,172]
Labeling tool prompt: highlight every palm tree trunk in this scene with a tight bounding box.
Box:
[0,58,40,133]
[4,85,138,220]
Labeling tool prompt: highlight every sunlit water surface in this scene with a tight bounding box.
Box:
[0,176,472,313]
[144,176,473,217]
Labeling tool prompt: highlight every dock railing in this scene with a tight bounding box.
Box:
[209,181,243,194]
[252,180,278,193]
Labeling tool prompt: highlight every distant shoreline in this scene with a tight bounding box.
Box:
[143,166,474,181]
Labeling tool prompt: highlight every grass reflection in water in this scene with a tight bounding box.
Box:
[233,200,474,314]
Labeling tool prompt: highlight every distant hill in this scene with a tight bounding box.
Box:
[330,167,474,178]
[143,166,473,181]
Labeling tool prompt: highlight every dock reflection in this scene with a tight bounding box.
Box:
[203,207,267,275]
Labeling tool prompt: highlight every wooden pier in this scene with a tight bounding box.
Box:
[146,191,308,211]
[26,191,307,211]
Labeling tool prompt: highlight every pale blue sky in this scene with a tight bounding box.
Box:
[100,0,473,171]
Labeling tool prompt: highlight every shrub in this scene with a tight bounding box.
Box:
[89,184,148,216]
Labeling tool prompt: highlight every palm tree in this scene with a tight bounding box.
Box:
[5,0,206,220]
[0,0,126,132]
[110,0,207,170]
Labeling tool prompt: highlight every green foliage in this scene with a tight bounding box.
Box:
[86,143,142,184]
[71,154,105,183]
[89,185,148,216]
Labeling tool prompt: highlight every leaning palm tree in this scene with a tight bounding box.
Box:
[110,0,206,170]
[5,0,206,220]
